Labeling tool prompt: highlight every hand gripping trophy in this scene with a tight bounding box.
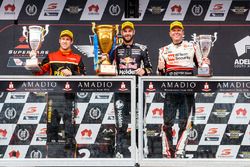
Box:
[92,22,119,75]
[192,32,217,76]
[22,25,49,71]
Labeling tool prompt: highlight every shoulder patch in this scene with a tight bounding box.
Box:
[135,43,147,51]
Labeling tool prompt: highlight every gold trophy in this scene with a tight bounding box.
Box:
[22,25,49,71]
[193,33,217,76]
[92,22,119,75]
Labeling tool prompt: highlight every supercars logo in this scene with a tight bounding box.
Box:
[81,129,92,137]
[221,149,231,156]
[208,128,218,134]
[26,107,37,114]
[196,107,205,113]
[47,3,57,10]
[213,4,223,10]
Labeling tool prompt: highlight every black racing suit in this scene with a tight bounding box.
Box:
[35,50,86,157]
[110,43,152,157]
[158,41,202,158]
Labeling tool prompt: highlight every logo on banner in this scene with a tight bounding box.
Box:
[77,92,88,98]
[205,127,219,141]
[226,130,243,139]
[4,4,15,12]
[152,108,163,117]
[234,36,250,68]
[81,129,92,138]
[231,6,248,15]
[65,6,82,14]
[88,4,99,13]
[146,82,156,91]
[44,3,59,16]
[109,4,120,16]
[191,4,203,16]
[89,107,101,120]
[9,150,20,158]
[30,150,42,158]
[202,82,211,92]
[4,107,17,120]
[213,109,230,118]
[115,100,124,110]
[0,129,7,138]
[171,4,182,15]
[63,82,72,91]
[25,4,37,16]
[118,82,128,91]
[17,129,30,141]
[188,128,198,140]
[6,82,16,91]
[148,6,165,14]
[236,107,247,116]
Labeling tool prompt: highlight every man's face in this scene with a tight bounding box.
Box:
[59,36,72,50]
[121,27,135,43]
[169,27,184,44]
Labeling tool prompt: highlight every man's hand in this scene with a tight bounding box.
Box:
[202,57,210,65]
[135,68,145,76]
[61,69,72,76]
[158,57,165,70]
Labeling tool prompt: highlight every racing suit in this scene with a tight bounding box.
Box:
[35,50,86,157]
[158,41,202,158]
[110,43,152,157]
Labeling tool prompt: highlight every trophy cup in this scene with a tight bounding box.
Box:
[22,25,49,71]
[192,32,217,76]
[92,22,119,76]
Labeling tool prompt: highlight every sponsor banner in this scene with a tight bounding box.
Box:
[17,103,46,124]
[38,0,66,20]
[199,124,227,145]
[102,103,116,124]
[80,0,108,21]
[0,80,131,93]
[163,0,191,21]
[26,145,46,158]
[30,124,46,145]
[75,124,101,144]
[214,93,238,103]
[145,103,164,124]
[221,124,246,145]
[216,145,240,158]
[4,145,29,158]
[0,0,24,20]
[194,103,213,124]
[75,103,88,124]
[121,0,149,21]
[89,92,113,103]
[204,0,232,21]
[0,124,16,145]
[228,103,250,124]
[4,92,29,103]
[144,81,250,93]
[241,125,250,145]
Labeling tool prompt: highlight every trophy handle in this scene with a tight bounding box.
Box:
[115,24,119,36]
[22,26,28,42]
[192,33,197,43]
[92,22,96,34]
[211,32,217,46]
[41,25,49,41]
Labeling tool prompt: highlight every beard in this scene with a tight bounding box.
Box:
[122,35,134,43]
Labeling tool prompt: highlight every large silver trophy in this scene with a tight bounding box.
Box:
[22,25,49,71]
[192,32,217,76]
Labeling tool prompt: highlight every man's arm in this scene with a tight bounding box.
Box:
[76,57,86,75]
[141,46,153,75]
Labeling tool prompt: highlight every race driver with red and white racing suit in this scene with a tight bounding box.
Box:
[157,21,209,158]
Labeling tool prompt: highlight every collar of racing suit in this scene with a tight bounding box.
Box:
[59,49,72,56]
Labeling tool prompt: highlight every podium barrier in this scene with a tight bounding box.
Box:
[138,76,250,167]
[0,76,136,166]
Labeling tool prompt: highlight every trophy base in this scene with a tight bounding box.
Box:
[25,58,41,71]
[97,64,117,76]
[197,67,211,77]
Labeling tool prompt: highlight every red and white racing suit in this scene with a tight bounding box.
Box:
[158,41,202,158]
